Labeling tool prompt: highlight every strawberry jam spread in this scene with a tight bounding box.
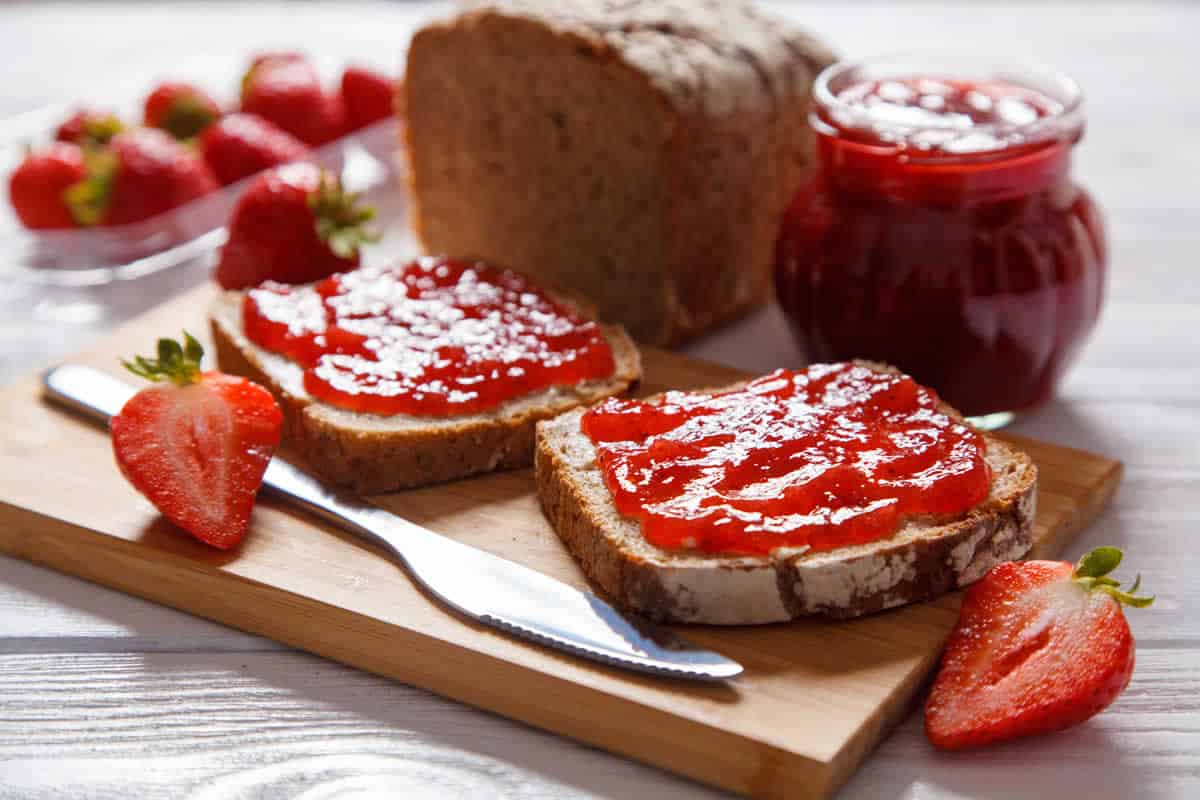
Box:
[581,363,989,556]
[242,257,616,417]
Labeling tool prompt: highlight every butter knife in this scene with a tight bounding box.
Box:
[42,364,743,682]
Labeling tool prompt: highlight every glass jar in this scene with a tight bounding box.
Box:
[774,55,1106,426]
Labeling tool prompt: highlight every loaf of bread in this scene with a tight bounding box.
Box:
[402,0,835,345]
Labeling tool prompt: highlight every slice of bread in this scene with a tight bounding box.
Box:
[210,288,641,495]
[535,380,1038,624]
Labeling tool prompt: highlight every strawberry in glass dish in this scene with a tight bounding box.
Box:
[8,142,86,229]
[65,127,218,226]
[241,52,344,146]
[215,163,375,289]
[111,332,282,550]
[143,81,222,140]
[55,108,124,148]
[340,65,395,132]
[925,546,1153,750]
[199,112,309,186]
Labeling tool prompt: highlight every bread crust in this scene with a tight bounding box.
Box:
[210,289,641,495]
[535,392,1038,624]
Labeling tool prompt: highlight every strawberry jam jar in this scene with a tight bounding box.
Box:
[775,56,1106,426]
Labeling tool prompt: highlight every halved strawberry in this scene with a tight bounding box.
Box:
[925,546,1153,750]
[111,333,282,550]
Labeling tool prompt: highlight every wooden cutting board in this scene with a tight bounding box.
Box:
[0,284,1121,799]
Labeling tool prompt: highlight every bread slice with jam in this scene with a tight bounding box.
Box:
[535,364,1037,623]
[210,260,641,494]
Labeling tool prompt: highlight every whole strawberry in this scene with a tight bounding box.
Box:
[241,53,344,147]
[216,163,375,289]
[144,81,222,139]
[65,128,218,226]
[925,546,1153,750]
[112,332,282,550]
[340,66,395,132]
[199,112,309,186]
[8,142,86,229]
[55,109,124,148]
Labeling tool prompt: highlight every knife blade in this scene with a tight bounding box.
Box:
[42,364,743,682]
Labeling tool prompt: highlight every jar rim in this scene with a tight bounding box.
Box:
[813,53,1085,159]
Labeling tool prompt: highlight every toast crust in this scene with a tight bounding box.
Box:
[211,288,641,495]
[535,387,1038,624]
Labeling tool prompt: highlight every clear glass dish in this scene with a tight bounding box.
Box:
[0,58,415,383]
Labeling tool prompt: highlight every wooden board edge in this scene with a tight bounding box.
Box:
[0,500,832,799]
[1028,456,1123,560]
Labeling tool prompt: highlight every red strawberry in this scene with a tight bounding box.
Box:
[111,332,282,550]
[55,109,125,148]
[199,112,309,186]
[241,53,344,146]
[248,51,307,71]
[65,128,218,226]
[144,81,222,139]
[340,66,395,132]
[925,546,1153,750]
[215,163,376,289]
[8,143,87,229]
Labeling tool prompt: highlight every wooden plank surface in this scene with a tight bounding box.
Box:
[0,283,1118,798]
[1,2,1197,799]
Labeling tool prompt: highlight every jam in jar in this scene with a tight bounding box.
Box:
[775,56,1106,424]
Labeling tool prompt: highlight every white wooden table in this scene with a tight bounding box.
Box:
[1,2,1197,797]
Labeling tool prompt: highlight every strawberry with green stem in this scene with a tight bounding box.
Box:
[199,112,309,186]
[215,162,376,289]
[241,52,344,146]
[340,66,395,132]
[65,127,218,226]
[8,142,86,229]
[55,109,124,149]
[144,81,223,140]
[111,332,282,550]
[925,546,1153,750]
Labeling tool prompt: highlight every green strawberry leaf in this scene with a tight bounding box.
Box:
[122,331,204,386]
[1073,547,1154,609]
[1075,546,1123,579]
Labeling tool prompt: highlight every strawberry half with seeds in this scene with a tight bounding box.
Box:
[111,332,282,550]
[65,128,218,226]
[925,546,1153,750]
[215,162,376,289]
[55,109,124,148]
[8,142,86,229]
[199,112,309,186]
[144,81,222,140]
